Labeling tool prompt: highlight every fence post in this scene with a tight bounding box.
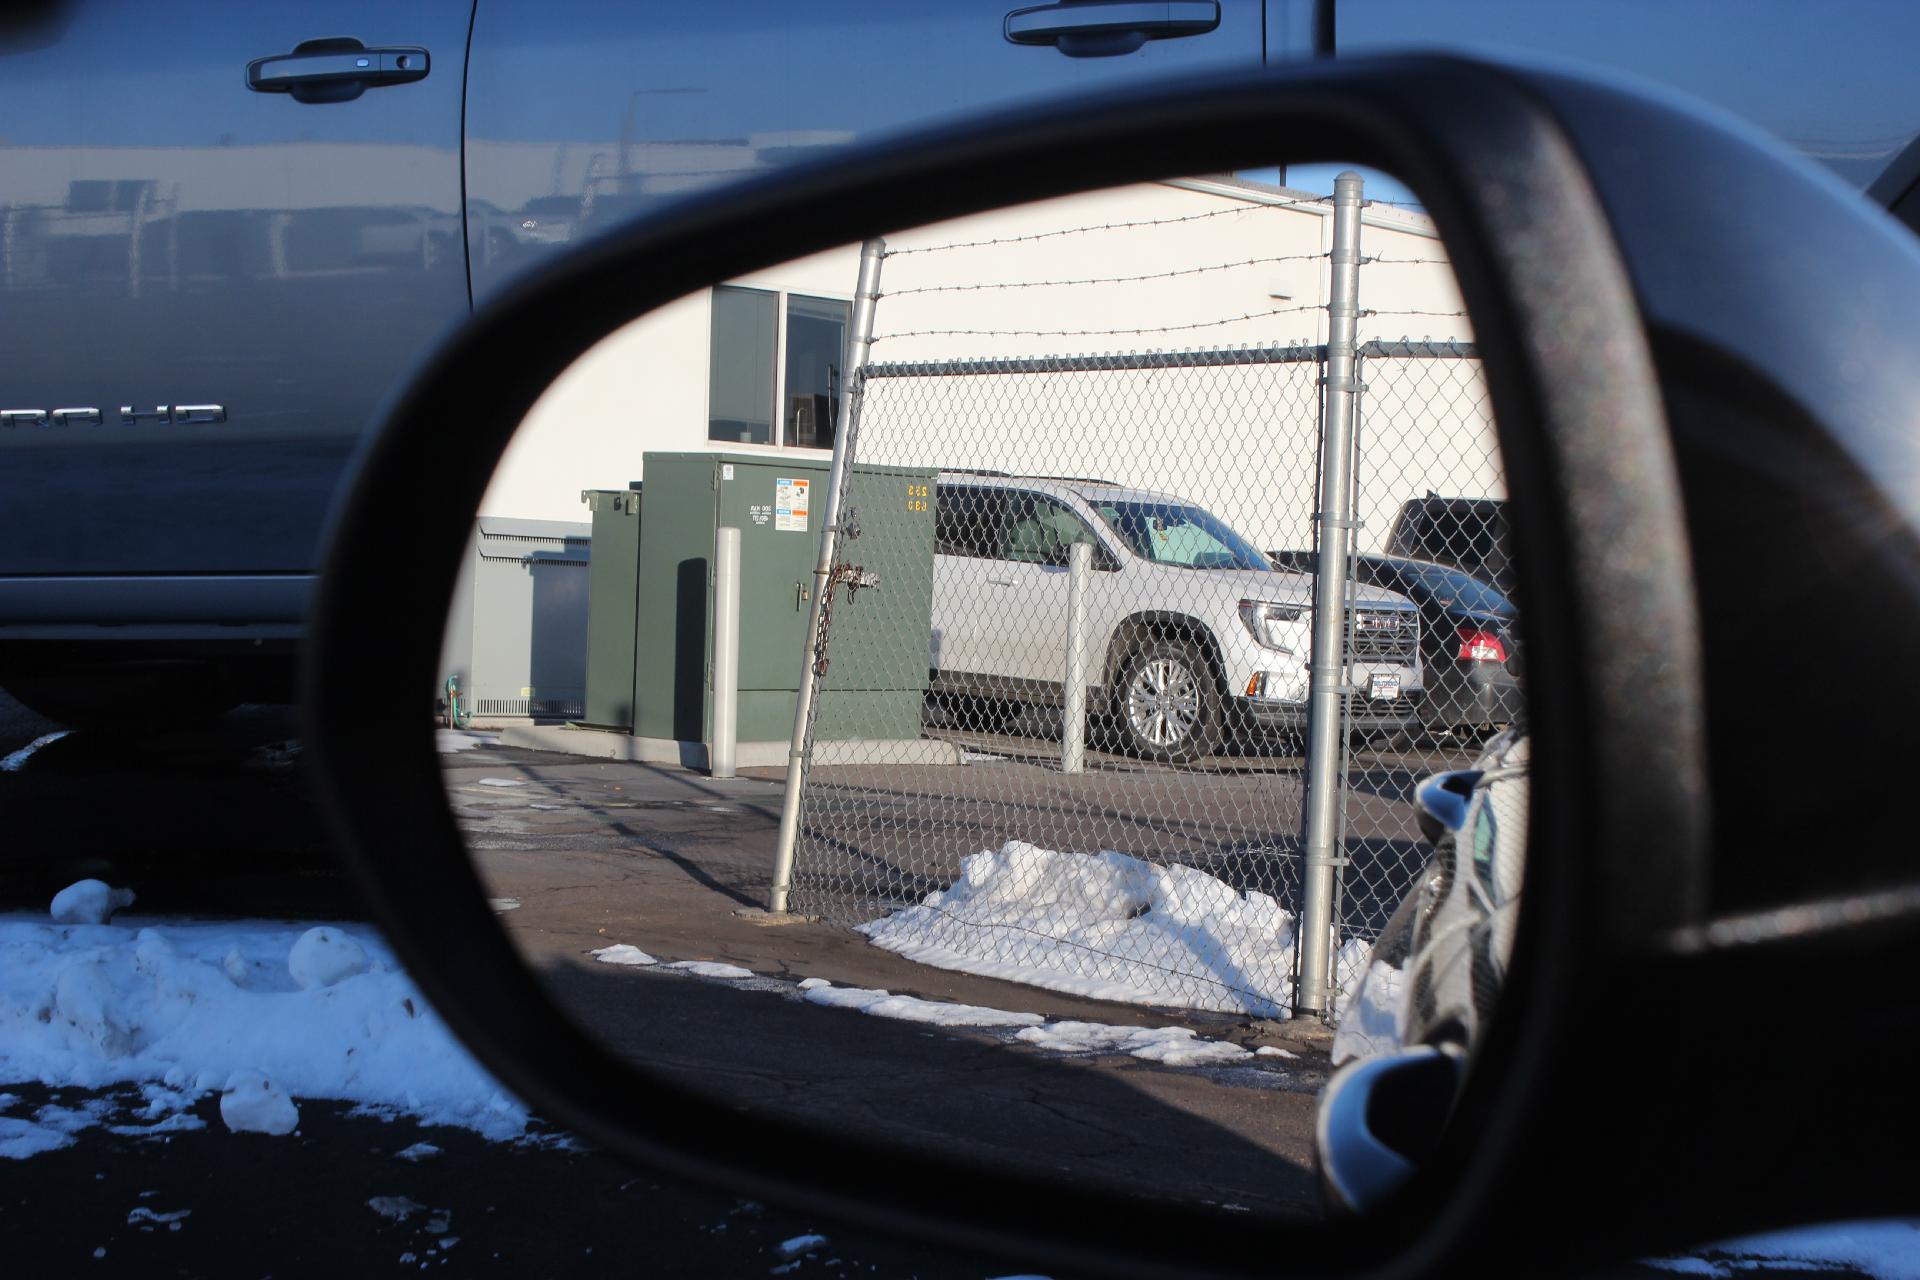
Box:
[1061,540,1093,774]
[768,236,887,914]
[1296,171,1364,1018]
[710,525,741,780]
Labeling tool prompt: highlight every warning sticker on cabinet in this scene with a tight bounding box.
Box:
[775,477,810,532]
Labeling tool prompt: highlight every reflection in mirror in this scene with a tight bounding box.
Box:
[437,170,1526,1223]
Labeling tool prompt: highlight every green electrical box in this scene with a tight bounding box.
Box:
[581,487,643,730]
[633,452,936,748]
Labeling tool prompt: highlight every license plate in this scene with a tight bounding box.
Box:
[1368,672,1401,701]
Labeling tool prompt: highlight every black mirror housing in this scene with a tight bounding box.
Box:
[303,52,1920,1278]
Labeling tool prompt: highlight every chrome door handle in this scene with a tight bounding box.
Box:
[1005,1,1219,57]
[248,39,429,103]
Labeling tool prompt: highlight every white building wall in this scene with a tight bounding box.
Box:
[483,178,1496,557]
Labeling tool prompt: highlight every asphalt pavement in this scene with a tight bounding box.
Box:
[1,697,1855,1279]
[0,700,1034,1278]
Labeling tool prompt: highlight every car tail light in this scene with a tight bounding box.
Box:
[1456,623,1507,663]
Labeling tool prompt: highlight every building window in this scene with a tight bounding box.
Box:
[707,286,849,449]
[707,286,777,445]
[785,294,849,450]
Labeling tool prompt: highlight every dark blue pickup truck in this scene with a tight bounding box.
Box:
[0,1,1286,724]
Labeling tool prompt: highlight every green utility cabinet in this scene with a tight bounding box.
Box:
[633,452,936,747]
[581,487,643,730]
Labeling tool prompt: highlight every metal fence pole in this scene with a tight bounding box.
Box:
[1296,171,1364,1018]
[768,236,886,913]
[1061,539,1093,775]
[710,525,741,780]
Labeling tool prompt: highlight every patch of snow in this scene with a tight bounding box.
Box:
[368,1196,428,1223]
[1255,1046,1298,1059]
[219,1070,298,1135]
[287,926,370,990]
[396,1142,441,1162]
[859,841,1367,1017]
[475,777,526,788]
[35,1099,115,1134]
[488,899,521,913]
[663,961,754,980]
[775,1233,829,1260]
[435,731,497,754]
[0,915,527,1144]
[126,1207,190,1227]
[1015,1021,1250,1066]
[1643,1220,1920,1280]
[799,982,1043,1029]
[0,1115,77,1159]
[0,730,68,773]
[108,1112,205,1138]
[50,880,135,926]
[591,945,657,967]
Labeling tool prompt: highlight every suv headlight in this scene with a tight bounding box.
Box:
[1238,599,1306,653]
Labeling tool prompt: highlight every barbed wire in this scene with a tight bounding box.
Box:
[1363,256,1451,266]
[878,252,1327,297]
[869,303,1324,344]
[882,198,1330,257]
[1360,308,1469,319]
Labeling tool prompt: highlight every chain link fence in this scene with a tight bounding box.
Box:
[772,183,1517,1024]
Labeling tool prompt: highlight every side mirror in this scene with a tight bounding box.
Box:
[304,52,1920,1278]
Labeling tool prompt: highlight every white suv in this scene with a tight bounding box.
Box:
[930,473,1426,762]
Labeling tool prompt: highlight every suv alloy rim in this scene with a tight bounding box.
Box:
[1127,656,1200,748]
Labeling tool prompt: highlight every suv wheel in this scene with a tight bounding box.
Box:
[1115,638,1221,763]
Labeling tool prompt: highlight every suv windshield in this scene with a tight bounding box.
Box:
[1092,500,1271,571]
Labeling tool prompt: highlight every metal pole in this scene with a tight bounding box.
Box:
[1061,540,1092,774]
[710,525,741,779]
[768,236,886,913]
[1296,171,1363,1018]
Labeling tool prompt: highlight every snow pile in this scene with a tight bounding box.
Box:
[0,906,526,1144]
[287,926,370,990]
[859,841,1369,1017]
[49,880,135,926]
[475,777,525,788]
[218,1070,298,1135]
[1015,1021,1250,1066]
[796,979,1043,1029]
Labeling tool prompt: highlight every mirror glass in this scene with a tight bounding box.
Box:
[437,168,1527,1222]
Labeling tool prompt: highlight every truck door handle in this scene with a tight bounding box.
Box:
[248,38,429,103]
[1005,1,1219,56]
[988,576,1020,587]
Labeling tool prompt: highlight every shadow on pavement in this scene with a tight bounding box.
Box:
[534,954,1324,1223]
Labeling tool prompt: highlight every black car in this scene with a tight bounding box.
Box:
[1268,551,1521,734]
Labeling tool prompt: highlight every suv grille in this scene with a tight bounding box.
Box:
[1348,606,1420,662]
